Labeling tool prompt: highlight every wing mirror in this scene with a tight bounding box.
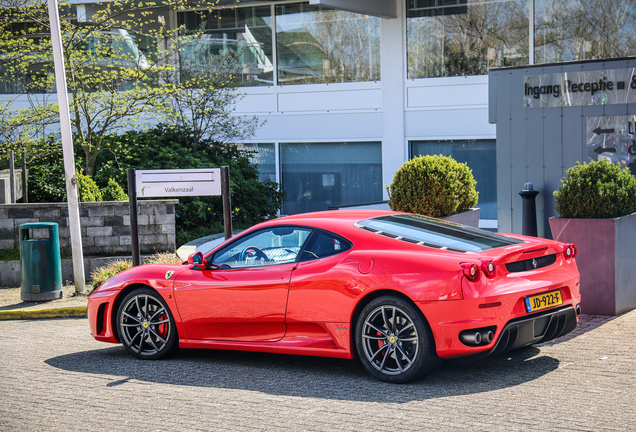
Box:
[188,251,208,270]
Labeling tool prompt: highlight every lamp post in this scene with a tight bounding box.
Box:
[47,0,85,294]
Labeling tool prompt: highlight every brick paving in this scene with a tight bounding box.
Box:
[0,311,634,431]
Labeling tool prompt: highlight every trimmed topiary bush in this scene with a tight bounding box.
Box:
[387,155,478,217]
[101,178,128,201]
[554,160,636,218]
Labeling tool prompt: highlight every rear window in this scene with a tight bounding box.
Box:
[356,214,523,253]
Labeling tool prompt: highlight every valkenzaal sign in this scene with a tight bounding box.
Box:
[135,169,222,198]
[127,167,231,266]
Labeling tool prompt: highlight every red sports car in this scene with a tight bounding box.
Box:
[88,210,581,383]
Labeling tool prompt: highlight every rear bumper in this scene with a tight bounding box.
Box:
[488,304,578,355]
[424,302,579,360]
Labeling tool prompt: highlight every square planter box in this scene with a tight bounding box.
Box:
[442,208,480,228]
[549,213,636,316]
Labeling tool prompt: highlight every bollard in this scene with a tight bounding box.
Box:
[519,182,539,237]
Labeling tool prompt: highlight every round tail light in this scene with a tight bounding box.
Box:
[460,263,480,282]
[481,260,496,278]
[564,243,577,259]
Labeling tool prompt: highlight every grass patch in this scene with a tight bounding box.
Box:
[0,249,20,261]
[88,252,182,293]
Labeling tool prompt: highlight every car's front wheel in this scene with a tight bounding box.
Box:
[355,296,440,383]
[117,288,178,360]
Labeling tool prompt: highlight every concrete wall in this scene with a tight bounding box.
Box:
[0,200,178,255]
[0,256,128,288]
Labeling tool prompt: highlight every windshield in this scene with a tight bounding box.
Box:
[356,214,523,253]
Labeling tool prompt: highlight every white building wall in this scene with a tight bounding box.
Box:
[234,7,496,203]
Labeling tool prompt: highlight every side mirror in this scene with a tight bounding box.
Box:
[188,251,208,270]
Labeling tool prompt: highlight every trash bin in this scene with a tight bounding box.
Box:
[20,222,63,301]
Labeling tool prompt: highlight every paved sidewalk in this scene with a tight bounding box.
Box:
[0,311,634,431]
[0,285,88,320]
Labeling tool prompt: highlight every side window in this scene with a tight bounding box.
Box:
[212,226,312,268]
[301,230,352,261]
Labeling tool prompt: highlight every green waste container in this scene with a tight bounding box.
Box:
[20,222,63,301]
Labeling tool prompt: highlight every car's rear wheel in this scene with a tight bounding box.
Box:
[355,296,440,383]
[117,288,178,360]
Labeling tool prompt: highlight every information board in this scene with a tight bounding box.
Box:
[135,168,222,197]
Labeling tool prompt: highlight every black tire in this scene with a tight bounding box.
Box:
[355,296,440,383]
[116,288,178,360]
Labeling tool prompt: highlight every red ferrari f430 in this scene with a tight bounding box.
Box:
[88,210,581,383]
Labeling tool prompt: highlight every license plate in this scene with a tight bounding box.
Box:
[525,290,563,312]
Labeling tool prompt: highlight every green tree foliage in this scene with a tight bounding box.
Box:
[554,160,636,218]
[387,155,478,218]
[26,137,67,203]
[0,0,235,176]
[92,124,284,233]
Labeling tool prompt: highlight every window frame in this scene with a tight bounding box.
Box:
[208,224,353,269]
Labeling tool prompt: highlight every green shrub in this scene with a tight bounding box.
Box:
[554,160,636,218]
[101,178,128,201]
[30,155,104,202]
[76,170,102,202]
[387,155,479,217]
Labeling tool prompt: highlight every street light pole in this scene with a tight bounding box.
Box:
[47,0,85,294]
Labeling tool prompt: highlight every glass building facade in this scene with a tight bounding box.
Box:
[406,0,636,78]
[242,141,383,215]
[5,1,632,89]
[411,140,497,220]
[177,2,381,86]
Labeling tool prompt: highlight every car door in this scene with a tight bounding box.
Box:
[287,230,355,324]
[174,226,312,342]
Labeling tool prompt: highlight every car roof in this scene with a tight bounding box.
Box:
[259,210,401,235]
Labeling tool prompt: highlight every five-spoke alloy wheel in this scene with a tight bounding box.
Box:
[355,296,440,383]
[117,288,178,360]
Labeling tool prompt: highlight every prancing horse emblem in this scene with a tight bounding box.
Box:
[165,270,175,280]
[531,259,538,269]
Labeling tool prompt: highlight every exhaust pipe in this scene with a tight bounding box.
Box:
[459,331,482,346]
[481,330,494,344]
[459,326,497,347]
[576,304,581,316]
